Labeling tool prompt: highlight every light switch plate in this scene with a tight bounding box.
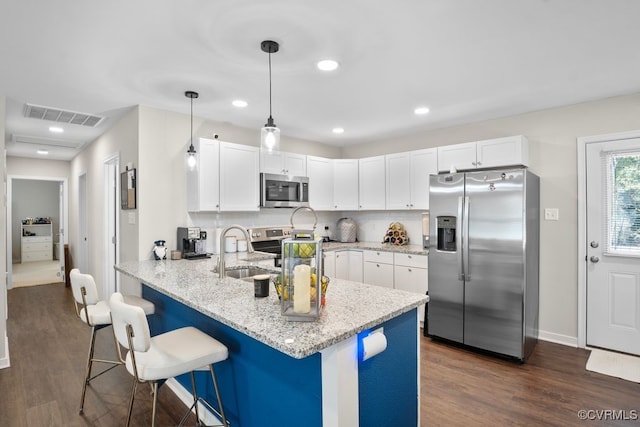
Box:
[544,208,559,221]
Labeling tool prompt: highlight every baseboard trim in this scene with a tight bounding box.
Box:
[538,330,578,348]
[0,334,11,369]
[165,377,221,425]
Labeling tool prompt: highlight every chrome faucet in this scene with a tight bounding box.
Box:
[217,225,254,278]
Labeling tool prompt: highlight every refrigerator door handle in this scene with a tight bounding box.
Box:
[457,196,464,280]
[463,196,470,281]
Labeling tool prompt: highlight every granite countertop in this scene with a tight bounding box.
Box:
[115,252,427,360]
[322,241,428,255]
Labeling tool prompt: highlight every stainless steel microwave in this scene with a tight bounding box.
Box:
[260,173,309,208]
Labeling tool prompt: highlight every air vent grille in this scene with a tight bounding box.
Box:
[24,103,104,127]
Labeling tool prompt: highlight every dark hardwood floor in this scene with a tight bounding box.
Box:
[2,283,639,426]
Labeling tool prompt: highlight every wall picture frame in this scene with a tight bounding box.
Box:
[121,168,136,210]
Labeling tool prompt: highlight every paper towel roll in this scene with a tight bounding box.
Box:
[362,331,387,361]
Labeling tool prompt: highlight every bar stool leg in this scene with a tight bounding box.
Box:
[126,379,138,427]
[209,365,228,427]
[190,371,202,424]
[79,326,97,414]
[151,381,160,427]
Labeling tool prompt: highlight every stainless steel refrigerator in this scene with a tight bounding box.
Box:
[427,168,539,361]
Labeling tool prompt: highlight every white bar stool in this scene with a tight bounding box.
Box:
[69,268,155,414]
[109,292,230,427]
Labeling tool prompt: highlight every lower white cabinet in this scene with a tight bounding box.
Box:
[323,251,336,278]
[334,250,363,282]
[394,253,428,324]
[363,250,394,288]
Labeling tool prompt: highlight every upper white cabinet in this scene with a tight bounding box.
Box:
[437,135,528,172]
[219,142,260,211]
[358,156,386,210]
[333,159,359,210]
[306,155,334,210]
[187,138,259,212]
[260,151,307,176]
[386,148,437,210]
[187,138,220,212]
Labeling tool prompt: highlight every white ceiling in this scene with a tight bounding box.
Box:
[3,0,640,161]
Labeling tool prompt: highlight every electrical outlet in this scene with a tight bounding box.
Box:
[128,212,136,224]
[544,208,559,221]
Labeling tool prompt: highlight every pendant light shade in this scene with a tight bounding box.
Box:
[261,40,280,153]
[185,90,199,170]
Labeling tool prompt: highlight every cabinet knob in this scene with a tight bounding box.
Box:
[408,268,412,272]
[471,161,476,166]
[408,255,412,259]
[477,161,481,166]
[376,264,380,267]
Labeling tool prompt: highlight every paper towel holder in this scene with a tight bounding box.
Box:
[361,327,387,361]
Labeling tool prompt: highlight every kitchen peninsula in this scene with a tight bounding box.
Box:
[115,253,427,427]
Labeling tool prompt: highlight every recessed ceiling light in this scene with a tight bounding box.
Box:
[232,100,248,108]
[37,149,49,155]
[332,127,344,134]
[317,60,339,71]
[49,126,64,133]
[414,106,430,115]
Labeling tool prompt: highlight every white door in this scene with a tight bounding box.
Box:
[586,137,640,355]
[58,182,66,282]
[104,157,119,296]
[78,173,89,273]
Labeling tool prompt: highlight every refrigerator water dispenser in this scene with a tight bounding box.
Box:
[436,216,456,252]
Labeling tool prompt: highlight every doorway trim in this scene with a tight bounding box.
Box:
[577,128,640,349]
[5,175,69,289]
[104,153,120,298]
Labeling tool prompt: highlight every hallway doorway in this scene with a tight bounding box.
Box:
[6,176,69,289]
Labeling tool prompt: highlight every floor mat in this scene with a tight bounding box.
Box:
[586,348,640,383]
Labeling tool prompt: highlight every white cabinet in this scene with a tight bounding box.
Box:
[187,138,259,212]
[21,223,53,263]
[363,250,394,288]
[334,250,363,282]
[260,151,307,176]
[332,159,359,210]
[187,138,220,211]
[358,156,386,210]
[476,135,528,169]
[323,251,336,278]
[307,156,334,210]
[437,141,477,172]
[437,135,528,172]
[394,253,428,324]
[386,148,437,210]
[219,142,260,211]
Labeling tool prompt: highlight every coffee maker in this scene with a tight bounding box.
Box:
[177,227,209,259]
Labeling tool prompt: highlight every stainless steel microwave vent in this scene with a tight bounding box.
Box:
[23,103,104,127]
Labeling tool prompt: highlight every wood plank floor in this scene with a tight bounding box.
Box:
[2,283,639,426]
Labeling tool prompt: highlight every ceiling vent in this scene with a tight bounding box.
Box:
[23,103,104,127]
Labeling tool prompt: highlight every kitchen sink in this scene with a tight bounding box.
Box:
[225,266,272,280]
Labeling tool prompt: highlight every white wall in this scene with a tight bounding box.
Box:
[69,107,139,297]
[6,157,70,177]
[341,92,640,344]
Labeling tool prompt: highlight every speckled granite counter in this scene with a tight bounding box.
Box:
[115,253,427,359]
[322,241,428,255]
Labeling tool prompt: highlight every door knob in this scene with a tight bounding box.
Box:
[590,256,599,263]
[590,241,599,248]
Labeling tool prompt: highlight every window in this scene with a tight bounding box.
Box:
[604,151,640,255]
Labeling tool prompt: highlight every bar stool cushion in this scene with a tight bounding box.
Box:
[126,327,229,381]
[123,294,155,315]
[78,300,112,326]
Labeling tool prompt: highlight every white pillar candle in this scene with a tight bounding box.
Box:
[293,264,311,313]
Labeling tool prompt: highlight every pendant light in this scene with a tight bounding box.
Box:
[185,90,199,170]
[260,40,280,153]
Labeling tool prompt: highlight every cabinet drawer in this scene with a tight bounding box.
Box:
[22,251,53,262]
[363,250,394,264]
[22,236,52,243]
[22,242,52,252]
[394,253,427,269]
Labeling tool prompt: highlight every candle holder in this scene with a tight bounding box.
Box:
[281,207,323,321]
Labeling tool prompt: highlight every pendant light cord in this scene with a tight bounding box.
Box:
[190,95,194,148]
[268,50,273,119]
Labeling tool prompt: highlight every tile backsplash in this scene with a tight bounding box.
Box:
[189,209,424,246]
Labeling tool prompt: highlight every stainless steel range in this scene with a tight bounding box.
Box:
[248,226,292,267]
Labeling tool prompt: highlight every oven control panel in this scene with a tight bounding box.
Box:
[248,226,292,242]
